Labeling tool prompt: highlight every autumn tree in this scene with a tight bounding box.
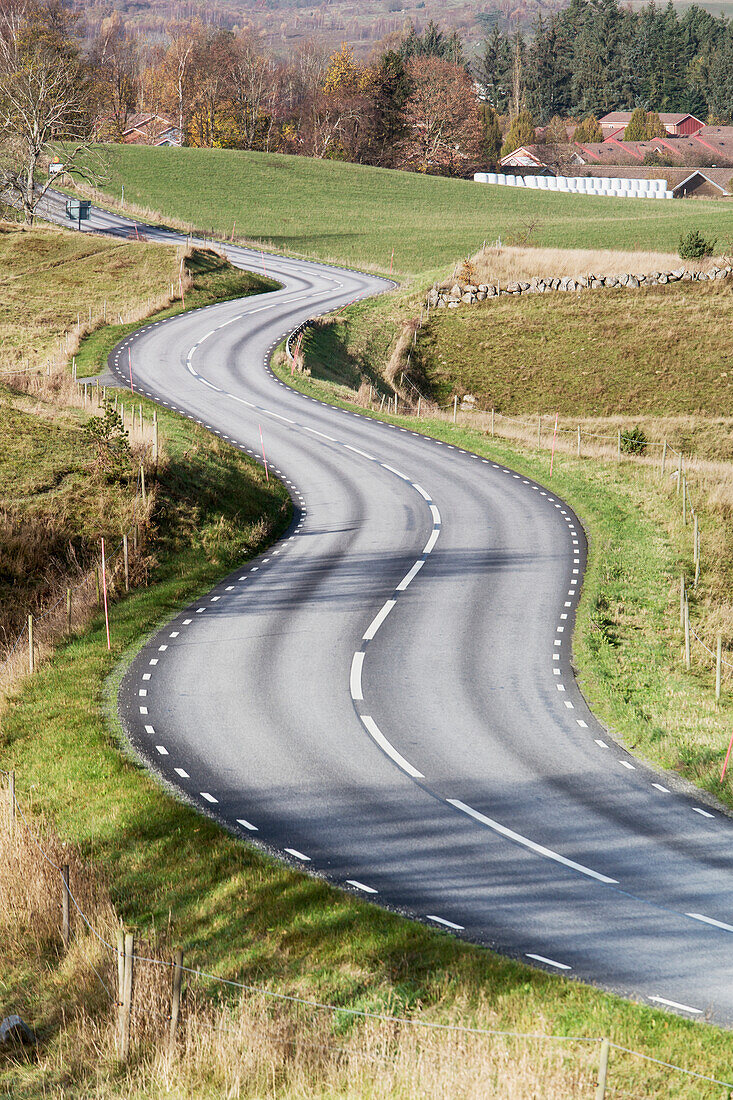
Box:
[0,0,99,223]
[400,57,483,175]
[304,43,376,160]
[90,12,140,139]
[544,114,569,143]
[228,32,278,150]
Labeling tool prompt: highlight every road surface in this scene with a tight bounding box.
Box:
[46,194,733,1024]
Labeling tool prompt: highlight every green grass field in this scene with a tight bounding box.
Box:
[84,145,733,276]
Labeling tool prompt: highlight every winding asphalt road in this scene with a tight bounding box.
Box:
[49,196,733,1024]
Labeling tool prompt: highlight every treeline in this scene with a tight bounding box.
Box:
[477,0,733,124]
[92,16,484,173]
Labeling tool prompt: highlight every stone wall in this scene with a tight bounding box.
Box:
[429,265,732,308]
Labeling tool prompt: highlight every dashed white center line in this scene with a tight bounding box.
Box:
[155,745,168,755]
[619,760,636,770]
[447,799,618,883]
[200,792,218,803]
[350,651,365,701]
[360,715,424,779]
[363,600,396,640]
[594,739,608,748]
[285,848,311,861]
[652,783,670,793]
[693,807,714,818]
[237,818,258,831]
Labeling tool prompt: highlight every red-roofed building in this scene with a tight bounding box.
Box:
[599,112,704,137]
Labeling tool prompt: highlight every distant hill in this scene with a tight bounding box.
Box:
[70,0,563,59]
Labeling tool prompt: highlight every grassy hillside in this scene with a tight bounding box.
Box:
[416,279,733,419]
[0,222,277,376]
[80,145,733,275]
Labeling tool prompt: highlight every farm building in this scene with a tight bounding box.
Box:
[598,112,704,137]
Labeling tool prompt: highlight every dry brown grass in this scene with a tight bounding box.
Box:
[0,777,600,1100]
[452,243,723,287]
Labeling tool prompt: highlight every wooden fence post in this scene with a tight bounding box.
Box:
[577,425,581,457]
[716,636,723,703]
[537,415,541,449]
[491,408,495,437]
[7,771,15,838]
[28,614,34,673]
[595,1038,610,1100]
[617,429,621,460]
[123,535,129,593]
[120,932,134,1061]
[417,396,421,417]
[61,864,71,950]
[140,465,146,507]
[168,948,184,1056]
[661,439,667,477]
[453,395,457,424]
[684,600,691,670]
[677,452,682,493]
[680,574,686,629]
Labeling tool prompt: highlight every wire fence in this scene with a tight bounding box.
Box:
[2,769,733,1093]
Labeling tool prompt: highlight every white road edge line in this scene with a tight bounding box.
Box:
[360,715,424,779]
[446,799,618,884]
[285,848,311,861]
[426,915,464,930]
[346,879,378,894]
[526,953,572,970]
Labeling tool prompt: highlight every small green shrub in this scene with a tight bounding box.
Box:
[678,228,717,259]
[620,425,648,454]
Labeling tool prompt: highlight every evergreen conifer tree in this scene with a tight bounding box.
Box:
[500,109,536,156]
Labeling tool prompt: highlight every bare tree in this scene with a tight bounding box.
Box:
[0,1,100,224]
[90,12,140,140]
